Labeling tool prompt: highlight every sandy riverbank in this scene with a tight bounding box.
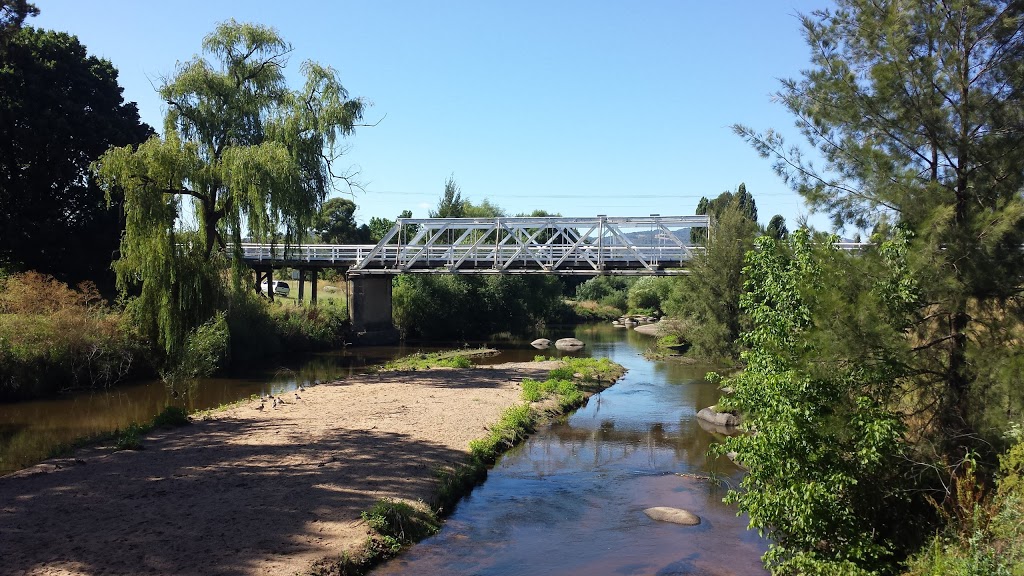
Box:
[0,360,573,576]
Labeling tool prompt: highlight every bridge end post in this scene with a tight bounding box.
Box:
[346,273,399,344]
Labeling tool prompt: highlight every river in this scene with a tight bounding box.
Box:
[0,324,767,574]
[374,324,768,575]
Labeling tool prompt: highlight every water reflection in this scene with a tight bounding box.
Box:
[373,325,768,575]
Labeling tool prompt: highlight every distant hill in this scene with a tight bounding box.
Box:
[616,228,695,247]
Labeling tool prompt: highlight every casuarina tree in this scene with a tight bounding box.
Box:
[736,0,1024,459]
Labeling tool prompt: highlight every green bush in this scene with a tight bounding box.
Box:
[567,299,622,322]
[626,276,672,314]
[520,378,543,402]
[548,366,574,380]
[0,272,148,400]
[152,405,190,428]
[114,423,145,451]
[394,274,565,339]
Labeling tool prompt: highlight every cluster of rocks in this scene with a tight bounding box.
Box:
[530,338,585,350]
[611,315,659,328]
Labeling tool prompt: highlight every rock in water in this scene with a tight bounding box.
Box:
[643,507,701,526]
[696,406,740,427]
[530,338,551,349]
[554,337,585,350]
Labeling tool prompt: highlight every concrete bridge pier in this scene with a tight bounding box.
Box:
[346,273,399,344]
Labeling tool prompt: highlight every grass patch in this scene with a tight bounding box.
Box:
[152,405,190,428]
[469,403,535,465]
[568,299,622,322]
[381,348,495,371]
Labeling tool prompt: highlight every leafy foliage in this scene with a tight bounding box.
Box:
[0,272,145,400]
[0,0,36,44]
[574,276,632,312]
[664,198,758,362]
[766,214,788,240]
[314,197,371,243]
[714,230,924,574]
[735,0,1024,456]
[393,272,565,340]
[93,20,364,371]
[0,27,151,291]
[430,175,465,218]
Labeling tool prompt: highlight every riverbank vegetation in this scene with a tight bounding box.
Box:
[697,2,1024,573]
[378,348,494,371]
[0,269,350,400]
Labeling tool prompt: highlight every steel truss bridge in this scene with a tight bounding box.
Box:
[241,215,711,275]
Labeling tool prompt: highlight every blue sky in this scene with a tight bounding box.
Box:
[36,0,837,231]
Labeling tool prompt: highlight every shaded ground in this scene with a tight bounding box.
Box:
[0,361,560,576]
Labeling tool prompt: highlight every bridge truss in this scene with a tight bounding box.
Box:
[353,215,707,275]
[241,215,710,275]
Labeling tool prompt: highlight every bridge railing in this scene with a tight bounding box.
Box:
[241,243,378,263]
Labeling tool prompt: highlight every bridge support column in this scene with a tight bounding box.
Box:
[254,268,274,302]
[347,273,399,344]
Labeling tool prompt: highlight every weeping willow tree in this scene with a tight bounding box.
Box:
[93,20,364,372]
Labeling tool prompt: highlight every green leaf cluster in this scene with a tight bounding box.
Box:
[715,230,925,574]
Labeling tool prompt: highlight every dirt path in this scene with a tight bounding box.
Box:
[0,361,562,576]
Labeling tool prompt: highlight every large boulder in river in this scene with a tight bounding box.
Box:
[643,507,701,526]
[530,338,551,349]
[554,337,585,350]
[697,406,740,427]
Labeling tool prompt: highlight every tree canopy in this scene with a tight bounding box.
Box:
[430,175,465,218]
[728,1,1024,571]
[93,20,365,361]
[765,214,788,240]
[313,197,369,244]
[736,0,1024,453]
[0,26,151,288]
[0,0,36,45]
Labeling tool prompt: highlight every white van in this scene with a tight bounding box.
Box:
[260,280,290,297]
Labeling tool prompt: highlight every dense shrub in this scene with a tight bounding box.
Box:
[0,272,146,400]
[224,291,350,369]
[626,276,672,314]
[393,274,564,340]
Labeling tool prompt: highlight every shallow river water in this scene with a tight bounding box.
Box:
[374,325,768,576]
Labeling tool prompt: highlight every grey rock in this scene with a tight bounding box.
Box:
[554,337,585,350]
[697,406,740,427]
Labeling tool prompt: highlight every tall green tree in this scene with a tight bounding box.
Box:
[716,230,923,574]
[431,175,465,218]
[692,183,758,243]
[0,27,151,289]
[665,198,759,361]
[93,20,364,360]
[313,197,368,243]
[766,214,788,240]
[736,0,1024,456]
